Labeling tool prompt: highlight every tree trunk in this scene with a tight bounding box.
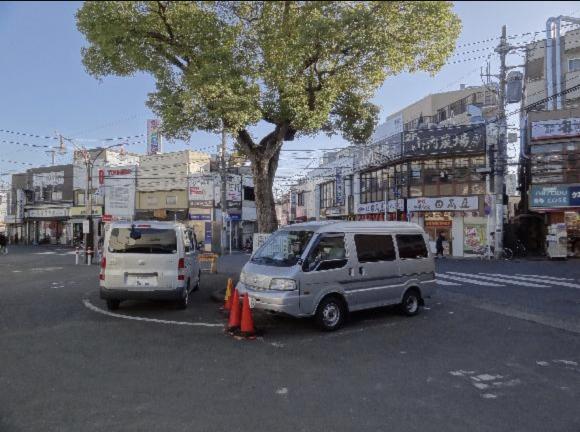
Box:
[250,147,281,233]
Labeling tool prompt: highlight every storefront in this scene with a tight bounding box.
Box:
[529,184,580,257]
[25,206,71,245]
[407,196,487,257]
[68,206,103,245]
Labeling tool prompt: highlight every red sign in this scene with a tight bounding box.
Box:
[98,169,105,185]
[107,168,132,176]
[102,214,112,222]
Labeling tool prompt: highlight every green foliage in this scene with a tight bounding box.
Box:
[76,1,461,144]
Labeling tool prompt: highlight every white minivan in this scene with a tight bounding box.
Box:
[99,221,201,310]
[237,221,436,331]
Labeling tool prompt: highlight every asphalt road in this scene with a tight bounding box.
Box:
[1,246,579,432]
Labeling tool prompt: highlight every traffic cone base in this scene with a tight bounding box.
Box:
[227,288,241,330]
[239,293,256,338]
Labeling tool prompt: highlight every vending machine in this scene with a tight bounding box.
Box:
[546,223,568,259]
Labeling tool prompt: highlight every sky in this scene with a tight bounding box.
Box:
[1,1,579,191]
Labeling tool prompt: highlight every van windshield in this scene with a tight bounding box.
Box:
[108,228,177,254]
[251,230,314,267]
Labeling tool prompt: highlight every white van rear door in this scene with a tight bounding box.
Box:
[105,225,179,290]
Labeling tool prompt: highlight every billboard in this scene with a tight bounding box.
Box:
[403,124,485,157]
[335,168,344,206]
[188,174,215,208]
[147,119,163,155]
[531,118,580,141]
[104,166,136,219]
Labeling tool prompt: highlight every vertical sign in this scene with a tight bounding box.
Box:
[147,119,163,155]
[335,168,344,206]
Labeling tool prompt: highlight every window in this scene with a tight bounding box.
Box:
[166,195,177,206]
[355,234,395,263]
[305,233,347,272]
[297,192,304,206]
[252,230,314,267]
[108,228,177,254]
[319,181,335,209]
[569,58,580,72]
[396,234,428,259]
[243,186,255,201]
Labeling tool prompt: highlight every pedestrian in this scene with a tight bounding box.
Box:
[435,232,445,258]
[0,232,8,255]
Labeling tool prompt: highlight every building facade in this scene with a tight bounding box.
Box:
[520,25,580,257]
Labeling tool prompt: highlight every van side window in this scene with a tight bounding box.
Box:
[304,234,347,272]
[396,234,429,259]
[354,234,395,263]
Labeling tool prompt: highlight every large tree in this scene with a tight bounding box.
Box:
[77,1,461,232]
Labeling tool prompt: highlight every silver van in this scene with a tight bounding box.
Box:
[99,221,201,310]
[237,221,436,331]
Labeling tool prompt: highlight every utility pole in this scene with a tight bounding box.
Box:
[220,126,228,255]
[493,25,509,258]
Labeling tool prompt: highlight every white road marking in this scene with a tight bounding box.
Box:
[536,361,549,366]
[276,387,288,395]
[436,279,461,286]
[553,359,578,366]
[475,374,503,381]
[436,273,504,287]
[447,272,550,288]
[481,393,497,399]
[83,299,223,328]
[486,274,580,290]
[516,274,574,281]
[473,383,489,390]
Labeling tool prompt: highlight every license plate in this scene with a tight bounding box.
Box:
[249,296,256,309]
[135,277,153,287]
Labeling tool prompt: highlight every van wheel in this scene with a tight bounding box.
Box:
[315,296,346,332]
[177,282,190,310]
[106,299,120,311]
[400,289,421,316]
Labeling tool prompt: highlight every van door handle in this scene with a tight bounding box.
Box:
[348,268,355,277]
[358,267,364,276]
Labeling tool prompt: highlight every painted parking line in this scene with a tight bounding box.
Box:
[486,274,580,290]
[515,274,575,282]
[436,273,504,287]
[83,299,223,328]
[445,272,550,288]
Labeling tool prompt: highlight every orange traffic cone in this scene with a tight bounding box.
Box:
[227,288,241,331]
[223,278,233,311]
[240,294,256,339]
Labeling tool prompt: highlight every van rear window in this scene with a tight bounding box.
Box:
[396,234,429,259]
[108,228,177,254]
[354,235,396,262]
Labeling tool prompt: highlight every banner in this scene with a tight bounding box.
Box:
[335,168,344,206]
[464,224,486,254]
[147,119,163,155]
[356,199,404,215]
[407,196,478,212]
[188,174,215,208]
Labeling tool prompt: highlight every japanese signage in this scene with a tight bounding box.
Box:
[188,174,215,208]
[27,207,69,218]
[403,124,485,157]
[335,168,344,206]
[407,196,479,212]
[147,119,163,155]
[530,185,569,208]
[531,118,580,141]
[214,174,242,207]
[530,185,580,208]
[356,199,404,215]
[69,206,103,217]
[32,171,64,188]
[570,186,580,206]
[104,165,136,219]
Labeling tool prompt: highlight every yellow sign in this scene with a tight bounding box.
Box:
[69,206,103,217]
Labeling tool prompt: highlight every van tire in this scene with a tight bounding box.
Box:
[315,296,346,332]
[400,289,421,317]
[177,282,190,310]
[106,299,120,311]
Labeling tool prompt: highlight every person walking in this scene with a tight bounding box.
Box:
[435,232,445,258]
[0,232,8,255]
